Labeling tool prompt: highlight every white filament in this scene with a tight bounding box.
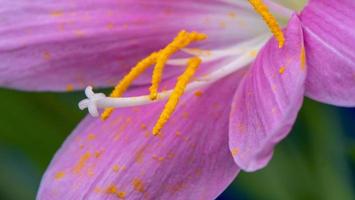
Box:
[79,35,268,116]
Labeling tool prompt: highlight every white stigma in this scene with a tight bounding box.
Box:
[78,86,106,117]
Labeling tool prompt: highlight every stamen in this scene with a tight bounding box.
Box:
[101,52,158,120]
[79,35,268,115]
[248,0,285,48]
[101,30,207,120]
[149,31,207,100]
[152,57,201,135]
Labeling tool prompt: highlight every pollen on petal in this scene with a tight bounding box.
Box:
[279,66,286,74]
[54,171,65,180]
[112,164,120,172]
[231,148,239,156]
[300,47,306,70]
[249,50,258,57]
[87,133,96,141]
[73,151,91,173]
[106,185,126,199]
[194,90,203,97]
[66,84,74,92]
[50,10,64,17]
[132,178,145,193]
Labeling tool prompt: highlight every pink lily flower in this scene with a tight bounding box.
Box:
[1,0,354,199]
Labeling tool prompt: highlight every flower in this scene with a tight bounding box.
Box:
[0,0,354,199]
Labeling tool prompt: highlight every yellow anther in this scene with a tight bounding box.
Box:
[102,31,207,120]
[101,52,159,120]
[149,30,207,100]
[248,0,285,48]
[152,57,201,135]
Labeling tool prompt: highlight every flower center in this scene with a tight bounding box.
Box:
[79,0,285,135]
[100,31,207,135]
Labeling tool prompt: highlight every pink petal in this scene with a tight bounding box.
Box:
[300,0,355,106]
[37,70,245,199]
[0,0,263,91]
[229,15,306,172]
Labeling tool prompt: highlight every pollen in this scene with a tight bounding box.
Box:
[279,66,286,74]
[73,151,91,173]
[149,31,207,100]
[54,171,65,180]
[101,52,159,120]
[231,148,239,156]
[101,31,207,120]
[152,57,201,135]
[132,178,145,193]
[66,84,74,92]
[248,0,285,48]
[300,47,306,70]
[106,185,126,199]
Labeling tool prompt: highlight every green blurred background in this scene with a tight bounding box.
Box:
[0,88,354,200]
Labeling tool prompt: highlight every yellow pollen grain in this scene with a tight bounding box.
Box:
[152,57,201,135]
[194,90,203,97]
[231,148,239,156]
[73,151,91,173]
[117,192,126,199]
[279,66,286,74]
[50,10,63,17]
[132,178,145,193]
[95,150,104,158]
[140,123,147,130]
[54,171,65,180]
[106,185,126,198]
[101,52,159,120]
[300,47,306,70]
[149,30,207,100]
[112,164,120,172]
[134,147,146,164]
[66,84,74,92]
[87,133,96,141]
[152,154,165,161]
[249,50,258,57]
[248,0,285,48]
[175,131,182,136]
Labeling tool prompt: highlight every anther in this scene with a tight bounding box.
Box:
[149,31,207,100]
[101,31,207,120]
[248,0,285,48]
[152,57,201,135]
[101,52,158,120]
